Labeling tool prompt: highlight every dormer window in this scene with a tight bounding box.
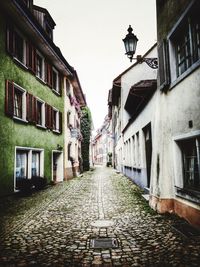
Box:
[45,21,53,39]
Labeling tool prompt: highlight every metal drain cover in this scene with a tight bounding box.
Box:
[90,238,118,249]
[91,220,114,228]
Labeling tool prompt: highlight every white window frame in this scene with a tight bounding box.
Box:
[14,147,44,192]
[13,83,27,123]
[36,97,46,128]
[36,50,45,81]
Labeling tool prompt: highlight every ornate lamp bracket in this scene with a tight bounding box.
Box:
[143,58,158,69]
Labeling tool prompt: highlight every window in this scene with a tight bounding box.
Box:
[45,21,53,39]
[53,109,59,132]
[36,51,44,80]
[67,111,71,127]
[181,138,200,191]
[16,151,28,179]
[52,68,58,92]
[14,31,25,63]
[6,26,26,64]
[175,16,200,76]
[68,142,72,160]
[15,148,44,191]
[5,81,26,121]
[14,88,23,118]
[168,1,200,82]
[32,151,40,177]
[52,68,59,92]
[36,99,45,127]
[66,79,70,96]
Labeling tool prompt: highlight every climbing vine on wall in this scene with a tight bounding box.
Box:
[80,107,92,171]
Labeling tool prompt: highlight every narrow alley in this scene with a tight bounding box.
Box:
[0,167,200,267]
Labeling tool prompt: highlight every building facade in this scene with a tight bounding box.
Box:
[64,72,86,179]
[0,0,86,196]
[110,0,200,228]
[111,44,157,191]
[92,116,113,166]
[150,0,200,228]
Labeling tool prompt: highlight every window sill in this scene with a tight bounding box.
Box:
[36,76,46,85]
[13,57,28,71]
[53,129,61,134]
[13,116,28,124]
[52,89,61,96]
[36,124,47,130]
[169,59,200,91]
[175,186,200,205]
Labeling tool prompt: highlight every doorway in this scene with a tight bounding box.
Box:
[52,151,63,182]
[143,124,152,188]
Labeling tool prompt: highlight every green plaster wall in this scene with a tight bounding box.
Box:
[0,13,64,196]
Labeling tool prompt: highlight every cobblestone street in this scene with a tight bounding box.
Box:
[0,167,200,267]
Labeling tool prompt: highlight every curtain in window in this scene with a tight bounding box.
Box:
[32,152,40,177]
[16,151,27,178]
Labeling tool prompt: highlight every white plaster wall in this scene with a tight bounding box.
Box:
[151,67,200,201]
[121,46,157,130]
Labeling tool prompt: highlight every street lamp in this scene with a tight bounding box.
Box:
[122,25,158,69]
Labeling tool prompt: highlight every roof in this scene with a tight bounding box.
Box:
[1,0,75,76]
[123,79,157,132]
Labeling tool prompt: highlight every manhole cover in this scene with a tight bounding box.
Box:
[171,223,200,238]
[91,220,114,228]
[90,238,118,249]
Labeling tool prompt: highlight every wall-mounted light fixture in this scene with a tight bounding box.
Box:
[122,25,158,69]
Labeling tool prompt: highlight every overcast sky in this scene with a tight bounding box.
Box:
[35,0,157,131]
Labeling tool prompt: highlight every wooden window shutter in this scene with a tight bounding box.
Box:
[5,80,14,117]
[6,25,14,55]
[26,93,36,123]
[26,42,36,73]
[45,61,52,88]
[59,111,62,133]
[158,39,170,91]
[45,103,53,130]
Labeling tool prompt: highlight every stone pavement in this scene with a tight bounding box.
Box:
[0,167,200,267]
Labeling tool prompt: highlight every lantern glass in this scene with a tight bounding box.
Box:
[123,25,138,58]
